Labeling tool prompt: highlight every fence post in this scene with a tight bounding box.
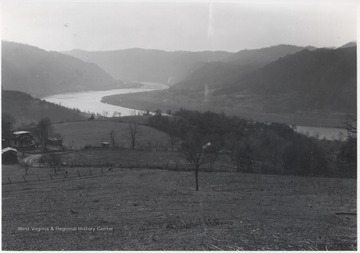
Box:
[22,176,27,183]
[37,175,40,181]
[8,177,11,184]
[77,170,80,177]
[49,174,53,180]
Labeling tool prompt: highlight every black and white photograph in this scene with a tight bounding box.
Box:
[1,0,357,250]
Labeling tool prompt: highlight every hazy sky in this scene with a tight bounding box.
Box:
[1,0,358,52]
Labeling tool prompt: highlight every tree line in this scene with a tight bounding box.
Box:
[3,110,356,192]
[148,109,356,183]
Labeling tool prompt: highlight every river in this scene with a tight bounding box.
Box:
[294,125,346,141]
[43,82,168,117]
[43,83,346,140]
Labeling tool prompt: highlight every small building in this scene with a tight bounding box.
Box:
[101,142,110,148]
[47,138,63,147]
[2,147,18,164]
[10,131,36,149]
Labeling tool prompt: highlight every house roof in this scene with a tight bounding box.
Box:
[2,147,18,154]
[13,131,30,135]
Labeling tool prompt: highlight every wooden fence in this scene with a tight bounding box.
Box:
[2,162,192,186]
[3,162,237,186]
[3,167,106,185]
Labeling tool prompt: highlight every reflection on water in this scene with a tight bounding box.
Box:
[43,82,167,117]
[295,125,346,140]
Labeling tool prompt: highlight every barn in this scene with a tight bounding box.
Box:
[10,131,36,149]
[101,142,110,148]
[2,147,18,164]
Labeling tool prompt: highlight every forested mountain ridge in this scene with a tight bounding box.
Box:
[172,44,315,91]
[64,48,232,85]
[2,41,123,97]
[169,44,356,114]
[2,90,86,125]
[225,44,313,65]
[217,46,356,113]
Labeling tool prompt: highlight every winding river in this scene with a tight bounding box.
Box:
[43,83,346,140]
[43,82,168,117]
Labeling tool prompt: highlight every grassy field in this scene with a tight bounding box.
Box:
[54,120,171,150]
[2,163,356,250]
[52,149,232,172]
[59,149,186,167]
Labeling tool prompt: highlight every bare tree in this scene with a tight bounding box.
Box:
[181,131,215,191]
[130,110,137,116]
[112,111,121,117]
[19,160,29,175]
[34,117,54,153]
[2,112,16,141]
[128,122,139,150]
[109,130,117,148]
[344,114,357,137]
[338,114,357,176]
[231,141,253,172]
[168,133,180,152]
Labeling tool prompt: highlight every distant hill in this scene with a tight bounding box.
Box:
[63,48,232,85]
[226,44,313,65]
[340,41,356,48]
[2,41,123,97]
[172,44,313,91]
[218,46,357,113]
[2,90,86,125]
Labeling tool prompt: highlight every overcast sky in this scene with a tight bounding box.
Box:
[1,0,358,52]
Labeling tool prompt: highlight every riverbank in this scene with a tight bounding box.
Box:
[101,90,348,129]
[43,82,168,117]
[119,81,144,89]
[43,82,348,140]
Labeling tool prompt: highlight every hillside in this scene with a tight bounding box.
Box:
[226,44,312,65]
[3,166,356,250]
[218,46,357,113]
[2,90,86,125]
[2,41,123,97]
[172,44,313,91]
[54,120,170,150]
[340,41,356,48]
[63,48,231,85]
[102,45,356,125]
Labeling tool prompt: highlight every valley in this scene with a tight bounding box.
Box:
[101,89,348,131]
[43,82,167,117]
[1,29,357,251]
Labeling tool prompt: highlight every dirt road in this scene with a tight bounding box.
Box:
[22,154,42,167]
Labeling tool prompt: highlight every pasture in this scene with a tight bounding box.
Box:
[2,164,356,250]
[54,120,170,150]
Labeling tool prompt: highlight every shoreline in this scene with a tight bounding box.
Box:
[101,91,349,129]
